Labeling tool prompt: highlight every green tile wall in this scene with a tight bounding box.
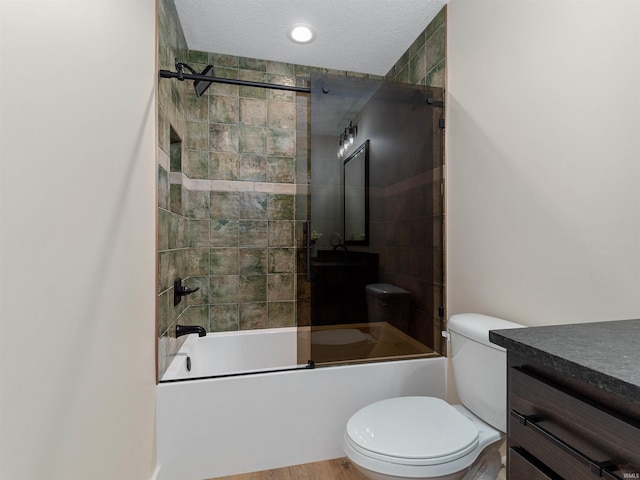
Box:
[157,0,190,378]
[385,6,446,89]
[157,3,448,378]
[157,0,385,378]
[385,5,447,353]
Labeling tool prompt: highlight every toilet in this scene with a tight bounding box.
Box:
[365,283,411,332]
[343,313,524,480]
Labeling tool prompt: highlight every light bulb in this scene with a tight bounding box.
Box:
[289,26,315,44]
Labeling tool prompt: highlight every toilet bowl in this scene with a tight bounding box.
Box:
[343,314,524,480]
[343,397,502,480]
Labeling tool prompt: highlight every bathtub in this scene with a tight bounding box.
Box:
[161,327,301,380]
[156,327,446,480]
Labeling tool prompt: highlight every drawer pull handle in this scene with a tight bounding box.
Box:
[510,410,623,479]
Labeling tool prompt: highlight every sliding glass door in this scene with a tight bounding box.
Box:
[298,74,445,366]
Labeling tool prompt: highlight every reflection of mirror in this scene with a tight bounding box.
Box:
[344,139,369,245]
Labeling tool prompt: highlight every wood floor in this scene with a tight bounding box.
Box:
[209,457,507,480]
[209,458,369,480]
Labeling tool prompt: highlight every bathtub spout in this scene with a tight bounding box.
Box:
[176,324,206,338]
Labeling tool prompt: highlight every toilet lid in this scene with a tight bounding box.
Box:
[346,397,479,465]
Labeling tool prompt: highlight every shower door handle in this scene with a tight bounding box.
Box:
[306,220,312,282]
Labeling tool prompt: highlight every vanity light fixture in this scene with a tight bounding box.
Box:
[347,121,356,145]
[337,121,358,158]
[289,25,315,44]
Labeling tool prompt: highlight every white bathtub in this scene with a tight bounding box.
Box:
[161,327,300,380]
[156,327,446,480]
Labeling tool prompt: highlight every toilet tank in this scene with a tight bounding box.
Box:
[448,313,524,432]
[365,283,410,331]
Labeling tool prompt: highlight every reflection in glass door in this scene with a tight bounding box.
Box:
[298,74,445,366]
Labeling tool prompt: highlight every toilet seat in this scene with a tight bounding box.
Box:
[345,397,479,466]
[344,398,504,479]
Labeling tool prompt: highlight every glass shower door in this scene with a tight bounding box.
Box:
[299,74,444,366]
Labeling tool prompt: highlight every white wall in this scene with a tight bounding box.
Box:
[446,0,640,326]
[0,1,157,479]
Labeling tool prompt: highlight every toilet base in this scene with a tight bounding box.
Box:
[347,446,502,480]
[350,462,468,480]
[462,448,502,479]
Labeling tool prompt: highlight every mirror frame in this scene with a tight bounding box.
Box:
[343,139,370,246]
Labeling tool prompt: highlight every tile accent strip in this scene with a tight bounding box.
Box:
[169,171,307,195]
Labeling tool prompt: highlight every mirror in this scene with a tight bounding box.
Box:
[343,139,369,245]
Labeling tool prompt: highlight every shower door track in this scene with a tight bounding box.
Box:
[159,360,316,383]
[158,69,311,93]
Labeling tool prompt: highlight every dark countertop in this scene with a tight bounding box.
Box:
[489,319,640,403]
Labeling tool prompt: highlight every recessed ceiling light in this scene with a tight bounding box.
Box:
[289,25,315,44]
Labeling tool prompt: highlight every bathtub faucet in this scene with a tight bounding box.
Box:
[176,325,206,338]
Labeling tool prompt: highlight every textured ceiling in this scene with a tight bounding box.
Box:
[174,0,447,76]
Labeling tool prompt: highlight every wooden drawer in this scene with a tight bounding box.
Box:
[509,447,560,480]
[509,366,640,480]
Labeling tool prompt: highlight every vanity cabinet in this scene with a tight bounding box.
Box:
[310,251,378,325]
[506,352,640,480]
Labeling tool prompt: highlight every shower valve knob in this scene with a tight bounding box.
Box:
[177,285,199,296]
[173,278,200,306]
